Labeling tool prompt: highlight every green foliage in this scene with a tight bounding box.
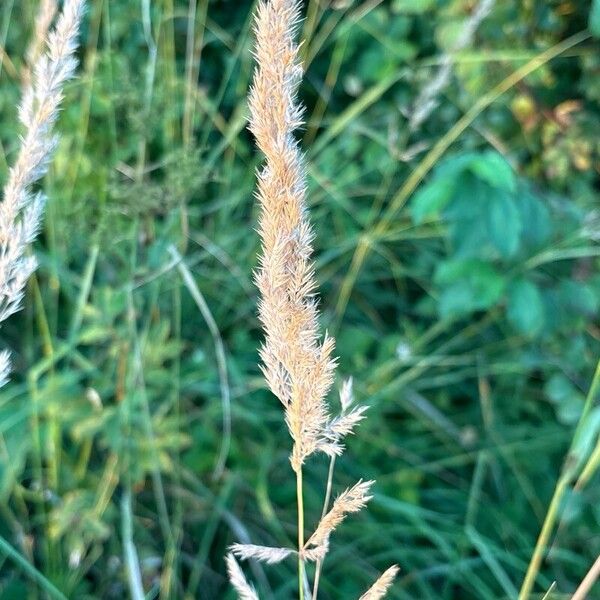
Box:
[590,0,600,37]
[506,278,545,337]
[0,1,597,599]
[410,148,597,362]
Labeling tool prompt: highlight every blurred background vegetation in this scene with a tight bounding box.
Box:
[0,0,599,598]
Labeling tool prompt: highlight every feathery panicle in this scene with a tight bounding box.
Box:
[305,480,374,557]
[358,565,400,600]
[245,1,397,595]
[23,0,58,87]
[225,554,260,600]
[323,405,368,442]
[0,0,85,386]
[230,544,294,565]
[249,0,337,472]
[315,378,367,456]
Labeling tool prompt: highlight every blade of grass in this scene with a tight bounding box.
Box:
[571,555,600,600]
[168,245,231,480]
[121,492,146,600]
[0,534,68,600]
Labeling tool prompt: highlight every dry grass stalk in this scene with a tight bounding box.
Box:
[227,0,397,597]
[409,0,495,131]
[0,0,86,386]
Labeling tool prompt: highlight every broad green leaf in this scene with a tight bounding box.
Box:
[517,191,553,248]
[469,151,516,192]
[435,259,506,317]
[486,191,522,258]
[507,279,545,336]
[545,373,586,425]
[446,175,493,258]
[438,284,477,317]
[411,177,455,224]
[436,152,480,181]
[560,280,599,316]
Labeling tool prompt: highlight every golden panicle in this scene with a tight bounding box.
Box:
[248,0,336,472]
[305,480,374,556]
[358,565,400,600]
[0,0,85,387]
[243,1,398,596]
[225,554,260,600]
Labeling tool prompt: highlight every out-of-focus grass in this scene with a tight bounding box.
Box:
[0,1,598,599]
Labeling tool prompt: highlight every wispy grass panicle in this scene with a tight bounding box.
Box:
[248,0,337,473]
[230,1,398,598]
[0,0,85,386]
[304,480,374,559]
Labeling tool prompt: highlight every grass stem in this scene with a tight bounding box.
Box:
[297,466,305,600]
[312,455,337,599]
[518,360,600,599]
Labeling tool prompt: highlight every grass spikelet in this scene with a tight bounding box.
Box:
[0,0,85,386]
[225,554,260,600]
[358,565,400,600]
[305,480,373,556]
[230,544,294,565]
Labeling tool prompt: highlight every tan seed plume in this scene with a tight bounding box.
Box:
[231,0,398,597]
[248,0,336,473]
[0,0,86,386]
[230,543,294,565]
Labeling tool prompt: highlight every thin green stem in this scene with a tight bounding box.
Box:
[297,466,305,600]
[312,455,336,599]
[518,360,600,599]
[0,535,67,600]
[518,476,569,600]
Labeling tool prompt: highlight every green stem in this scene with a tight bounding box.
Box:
[312,455,336,599]
[297,466,305,600]
[518,359,600,599]
[517,476,568,600]
[0,534,67,600]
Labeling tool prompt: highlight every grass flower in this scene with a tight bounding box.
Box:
[0,0,85,386]
[228,0,398,597]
